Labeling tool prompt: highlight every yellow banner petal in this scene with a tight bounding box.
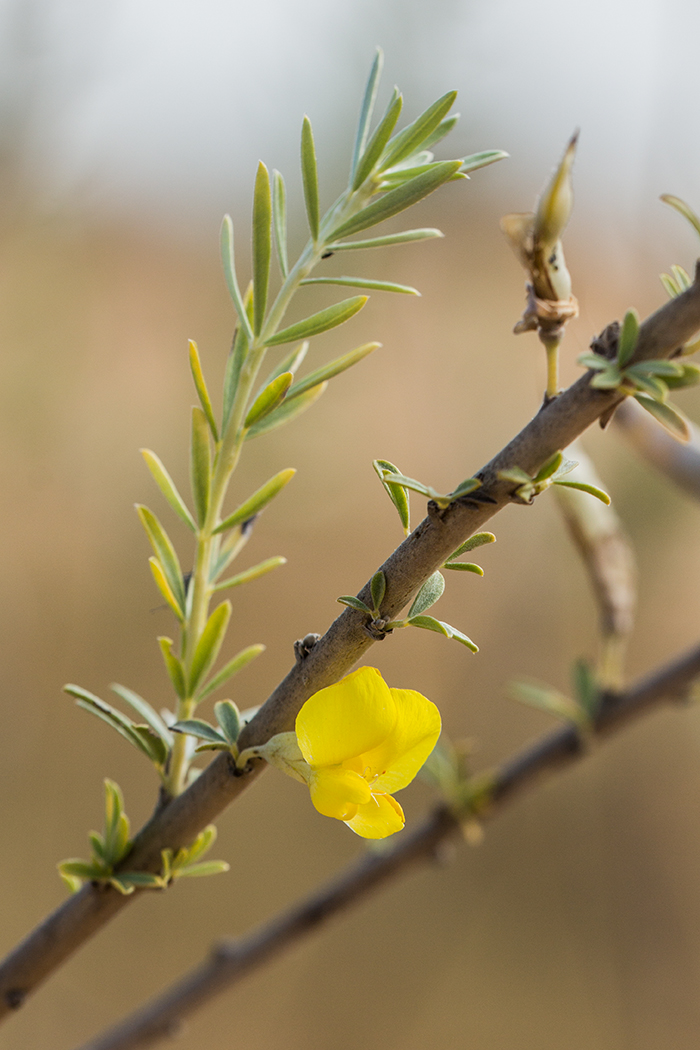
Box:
[365,688,441,794]
[296,667,396,767]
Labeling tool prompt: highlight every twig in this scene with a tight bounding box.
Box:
[76,639,700,1050]
[2,275,700,1019]
[613,396,700,500]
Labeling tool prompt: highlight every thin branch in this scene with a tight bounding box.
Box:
[2,274,700,1020]
[613,396,700,500]
[77,639,700,1050]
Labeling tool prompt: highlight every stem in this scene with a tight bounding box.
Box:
[542,332,562,399]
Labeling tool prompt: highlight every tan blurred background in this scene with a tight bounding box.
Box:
[2,1,700,1047]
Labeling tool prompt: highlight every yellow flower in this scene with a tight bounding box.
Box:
[295,666,441,838]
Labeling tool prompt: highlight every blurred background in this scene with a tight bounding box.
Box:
[2,0,700,1047]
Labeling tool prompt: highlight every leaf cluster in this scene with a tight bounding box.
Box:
[499,451,610,506]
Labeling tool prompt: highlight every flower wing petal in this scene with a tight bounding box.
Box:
[296,666,396,767]
[344,792,405,839]
[363,688,441,794]
[310,767,371,820]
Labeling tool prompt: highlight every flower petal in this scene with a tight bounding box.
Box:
[344,792,405,839]
[310,767,372,820]
[362,688,441,794]
[296,666,396,767]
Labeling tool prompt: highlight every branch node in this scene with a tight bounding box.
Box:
[294,633,321,662]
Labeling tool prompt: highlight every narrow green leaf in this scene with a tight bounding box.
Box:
[188,340,219,441]
[634,393,691,441]
[572,659,600,719]
[214,700,241,744]
[221,215,253,344]
[325,228,444,252]
[337,595,373,615]
[660,272,680,298]
[626,370,668,400]
[671,264,692,290]
[66,686,154,758]
[628,359,683,378]
[194,742,230,753]
[213,468,296,534]
[351,89,403,190]
[370,571,386,613]
[197,644,266,702]
[89,833,107,863]
[408,571,445,618]
[510,680,588,727]
[660,194,700,240]
[664,363,700,388]
[553,480,611,504]
[116,872,166,890]
[244,371,293,428]
[130,725,168,766]
[157,637,187,701]
[301,276,419,295]
[252,161,272,335]
[287,342,379,400]
[140,450,196,533]
[379,91,457,171]
[451,478,481,500]
[577,352,609,371]
[350,47,383,181]
[534,451,563,483]
[263,296,368,347]
[444,561,483,574]
[450,532,496,557]
[107,877,136,895]
[148,558,184,622]
[136,506,186,612]
[272,169,288,278]
[190,406,211,526]
[222,291,252,435]
[420,114,459,152]
[380,472,432,499]
[59,860,103,879]
[590,369,622,390]
[301,116,320,242]
[179,825,217,866]
[617,308,640,367]
[213,556,287,593]
[171,719,228,744]
[188,602,232,695]
[373,458,410,534]
[460,149,509,174]
[407,615,478,652]
[443,623,480,652]
[330,161,462,240]
[176,861,230,878]
[111,683,174,744]
[246,382,327,439]
[259,341,308,391]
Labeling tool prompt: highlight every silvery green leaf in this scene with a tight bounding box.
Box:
[89,833,107,863]
[263,296,368,347]
[406,614,478,652]
[188,601,231,695]
[625,370,668,400]
[213,468,296,534]
[351,89,403,191]
[350,47,383,182]
[337,595,373,615]
[213,556,287,593]
[660,271,680,298]
[111,683,174,745]
[272,169,288,278]
[221,215,253,344]
[148,558,184,622]
[370,571,386,613]
[498,467,532,485]
[287,342,379,400]
[171,719,228,744]
[660,194,700,240]
[66,686,154,758]
[244,371,293,429]
[222,301,252,435]
[180,824,217,865]
[330,161,462,240]
[420,114,459,151]
[301,116,320,242]
[671,264,692,290]
[252,161,272,335]
[190,406,211,527]
[300,275,419,295]
[115,872,165,890]
[553,480,611,504]
[630,359,683,377]
[460,149,509,174]
[214,700,241,744]
[510,680,589,728]
[451,478,481,500]
[378,161,443,187]
[130,725,168,766]
[590,368,622,389]
[549,458,578,481]
[634,394,691,441]
[175,861,230,878]
[136,506,186,613]
[379,91,457,170]
[188,340,219,441]
[443,561,483,574]
[408,571,445,617]
[577,352,609,371]
[58,860,103,880]
[195,742,230,752]
[259,341,308,391]
[617,308,640,367]
[246,382,327,439]
[664,363,700,388]
[325,228,443,251]
[373,458,410,535]
[157,636,187,701]
[450,532,496,557]
[140,450,196,533]
[197,644,266,702]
